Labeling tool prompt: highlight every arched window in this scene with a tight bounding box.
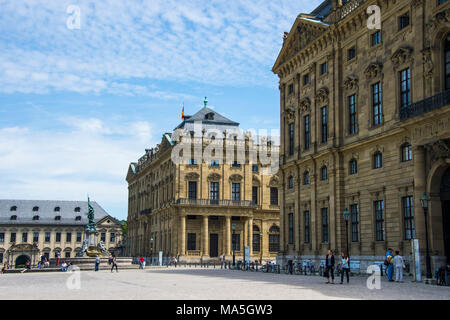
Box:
[373,152,383,169]
[74,207,81,212]
[10,206,17,211]
[349,159,358,175]
[32,215,39,221]
[55,216,61,221]
[269,225,280,252]
[401,143,412,162]
[54,207,60,212]
[269,225,280,233]
[253,225,260,232]
[288,176,294,189]
[10,215,17,220]
[75,216,82,221]
[252,225,261,252]
[303,171,310,185]
[32,206,39,212]
[321,166,328,180]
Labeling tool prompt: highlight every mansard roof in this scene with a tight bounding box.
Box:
[0,199,110,226]
[175,107,239,130]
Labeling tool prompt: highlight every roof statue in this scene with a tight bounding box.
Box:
[85,197,97,233]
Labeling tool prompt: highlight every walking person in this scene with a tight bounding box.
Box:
[95,255,100,272]
[339,252,350,284]
[324,250,335,284]
[108,253,113,266]
[394,250,405,283]
[385,248,394,282]
[139,256,144,269]
[111,255,118,273]
[56,251,61,267]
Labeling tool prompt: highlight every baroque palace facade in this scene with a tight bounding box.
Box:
[126,103,280,262]
[273,0,450,270]
[0,200,123,267]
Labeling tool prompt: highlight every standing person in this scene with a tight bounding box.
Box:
[139,256,144,269]
[108,253,113,266]
[394,250,405,283]
[325,250,335,284]
[339,252,350,284]
[172,256,177,268]
[111,255,118,273]
[142,257,146,269]
[1,263,8,274]
[21,260,31,273]
[56,251,61,267]
[95,255,100,272]
[385,248,394,282]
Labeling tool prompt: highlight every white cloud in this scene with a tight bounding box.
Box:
[0,0,323,95]
[0,118,156,219]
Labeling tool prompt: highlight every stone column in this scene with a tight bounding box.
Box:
[225,216,231,256]
[243,218,248,247]
[248,217,253,257]
[179,215,186,257]
[413,146,426,255]
[202,216,209,257]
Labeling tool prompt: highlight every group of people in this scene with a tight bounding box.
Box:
[385,248,405,282]
[94,253,118,272]
[37,254,50,269]
[324,250,350,284]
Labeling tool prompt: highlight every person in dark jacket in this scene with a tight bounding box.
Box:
[325,250,335,284]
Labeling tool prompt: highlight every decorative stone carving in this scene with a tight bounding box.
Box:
[229,174,243,182]
[343,75,358,91]
[425,140,450,162]
[315,87,329,105]
[268,175,280,187]
[299,97,311,111]
[425,8,450,41]
[422,47,434,79]
[207,173,221,181]
[391,47,413,68]
[364,62,382,79]
[285,106,296,122]
[184,172,199,181]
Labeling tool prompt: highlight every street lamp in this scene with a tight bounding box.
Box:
[232,223,236,267]
[343,208,350,257]
[150,237,154,265]
[421,192,433,280]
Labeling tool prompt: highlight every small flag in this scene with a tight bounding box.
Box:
[181,104,184,120]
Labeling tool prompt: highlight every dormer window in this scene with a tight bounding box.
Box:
[54,207,60,212]
[10,206,17,211]
[74,207,81,212]
[205,112,215,120]
[33,206,39,212]
[33,215,40,221]
[75,216,82,221]
[10,215,17,220]
[55,216,61,221]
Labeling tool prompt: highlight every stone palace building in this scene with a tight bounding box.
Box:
[126,101,280,263]
[0,200,123,267]
[272,0,450,271]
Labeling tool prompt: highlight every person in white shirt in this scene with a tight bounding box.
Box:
[393,250,404,282]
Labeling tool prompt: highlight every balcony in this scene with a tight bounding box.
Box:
[338,0,368,20]
[176,198,255,207]
[400,90,450,121]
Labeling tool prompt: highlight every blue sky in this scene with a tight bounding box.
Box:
[0,0,323,220]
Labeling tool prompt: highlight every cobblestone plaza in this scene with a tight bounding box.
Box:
[0,268,448,300]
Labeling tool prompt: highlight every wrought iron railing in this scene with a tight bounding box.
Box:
[176,198,255,207]
[400,89,450,121]
[338,0,368,20]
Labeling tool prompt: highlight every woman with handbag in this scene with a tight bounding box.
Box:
[325,250,335,284]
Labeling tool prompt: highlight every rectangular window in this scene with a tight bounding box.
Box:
[252,186,258,205]
[403,196,415,240]
[210,160,219,167]
[304,115,310,150]
[320,62,328,75]
[189,158,197,165]
[45,232,51,242]
[22,232,28,243]
[439,0,447,6]
[252,165,258,173]
[322,208,329,243]
[252,234,260,252]
[399,13,410,30]
[375,200,385,241]
[269,234,280,252]
[350,204,359,242]
[400,68,411,109]
[33,232,39,243]
[65,252,71,258]
[0,253,3,264]
[288,213,294,244]
[0,233,4,243]
[56,232,61,242]
[270,187,278,205]
[349,94,357,134]
[10,232,16,243]
[303,74,310,85]
[348,47,356,60]
[210,182,219,203]
[321,106,328,143]
[101,232,106,242]
[188,181,197,200]
[187,233,196,250]
[371,31,381,46]
[232,234,241,251]
[372,82,382,126]
[66,232,72,242]
[76,232,82,242]
[110,232,116,243]
[289,123,295,156]
[288,83,294,94]
[304,211,310,243]
[232,183,241,201]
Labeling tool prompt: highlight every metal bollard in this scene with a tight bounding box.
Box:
[277,265,280,274]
